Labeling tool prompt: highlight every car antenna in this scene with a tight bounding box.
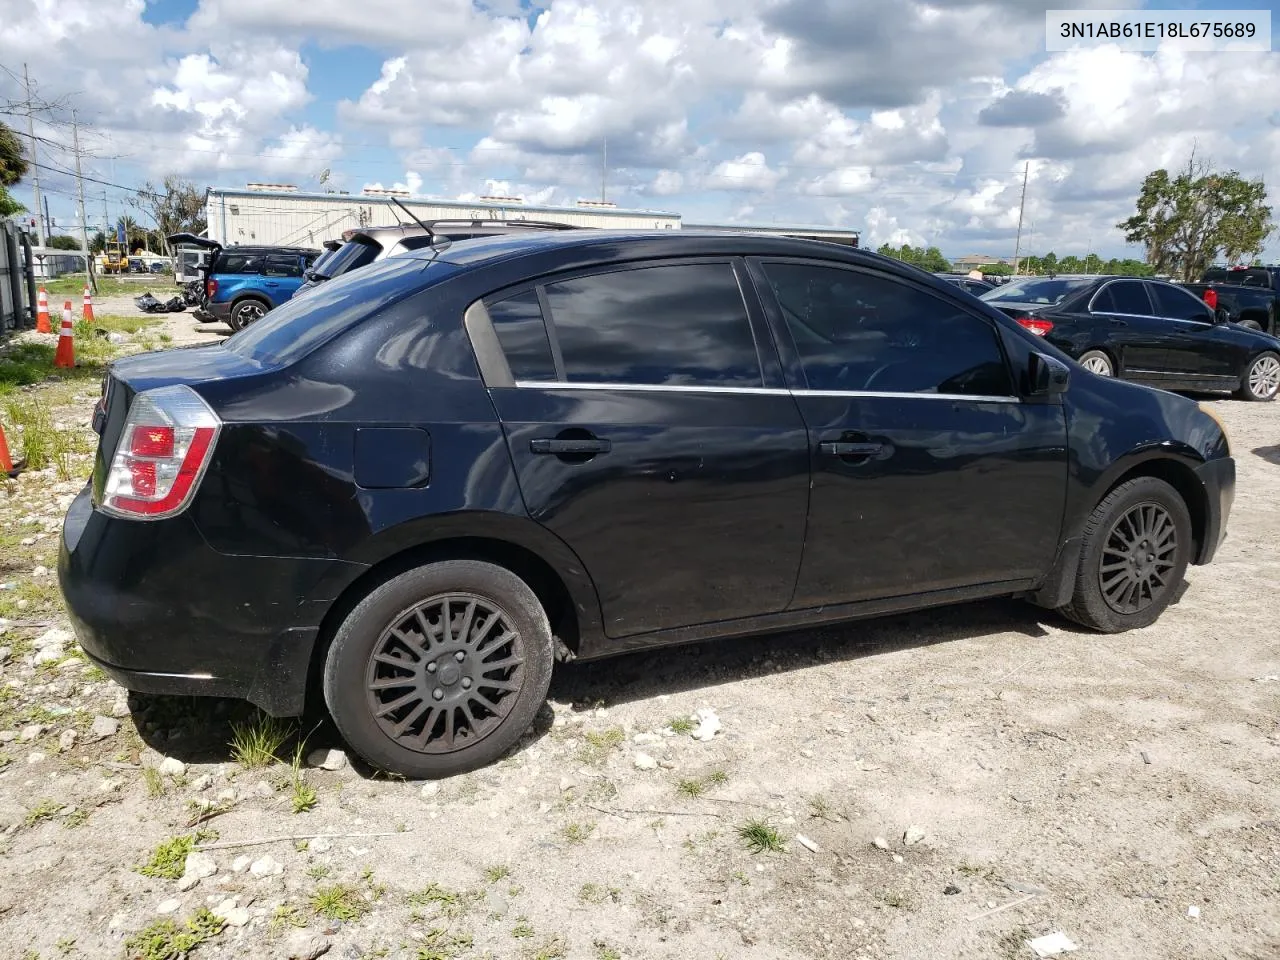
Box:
[391,198,445,246]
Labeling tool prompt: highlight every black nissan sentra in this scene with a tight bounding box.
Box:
[60,232,1235,778]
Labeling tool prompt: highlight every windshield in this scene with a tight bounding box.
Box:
[311,237,380,279]
[980,278,1093,305]
[224,255,455,366]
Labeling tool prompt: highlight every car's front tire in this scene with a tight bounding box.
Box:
[323,560,554,779]
[1058,476,1192,633]
[1238,351,1280,402]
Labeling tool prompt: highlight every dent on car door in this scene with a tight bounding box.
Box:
[750,258,1068,607]
[479,259,811,639]
[1088,279,1170,379]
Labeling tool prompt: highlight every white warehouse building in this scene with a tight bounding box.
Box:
[204,185,859,249]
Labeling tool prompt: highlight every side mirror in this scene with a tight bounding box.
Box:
[1213,307,1231,324]
[1029,351,1070,397]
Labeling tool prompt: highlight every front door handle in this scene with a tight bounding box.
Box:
[531,438,612,455]
[820,441,884,459]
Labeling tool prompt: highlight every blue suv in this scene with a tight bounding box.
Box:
[170,235,319,330]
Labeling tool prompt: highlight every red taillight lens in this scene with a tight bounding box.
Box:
[100,385,221,520]
[1203,289,1218,310]
[1016,316,1054,337]
[206,279,217,298]
[131,426,174,458]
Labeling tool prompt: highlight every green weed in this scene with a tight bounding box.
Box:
[123,908,224,960]
[228,713,293,768]
[137,835,195,879]
[561,821,595,844]
[484,864,511,883]
[668,715,696,735]
[310,883,370,922]
[24,799,63,827]
[577,727,625,764]
[737,818,784,854]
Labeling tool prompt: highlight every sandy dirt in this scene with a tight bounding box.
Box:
[0,333,1277,960]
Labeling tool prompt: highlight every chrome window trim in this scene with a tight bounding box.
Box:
[512,380,1021,403]
[1088,279,1155,317]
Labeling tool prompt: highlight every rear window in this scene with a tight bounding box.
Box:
[980,278,1093,305]
[214,252,264,275]
[314,238,381,278]
[224,256,454,366]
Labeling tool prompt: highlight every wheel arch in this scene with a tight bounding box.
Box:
[302,518,603,713]
[230,292,273,313]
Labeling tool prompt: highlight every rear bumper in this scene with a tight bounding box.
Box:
[202,301,231,322]
[1193,455,1234,564]
[58,484,361,716]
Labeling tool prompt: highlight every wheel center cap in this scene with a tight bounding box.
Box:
[437,662,462,686]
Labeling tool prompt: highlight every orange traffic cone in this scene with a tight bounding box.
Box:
[83,285,95,323]
[0,420,14,476]
[54,301,75,368]
[36,287,51,333]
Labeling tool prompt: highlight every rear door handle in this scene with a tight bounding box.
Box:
[820,441,884,458]
[530,438,612,455]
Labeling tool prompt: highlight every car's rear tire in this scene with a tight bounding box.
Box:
[1237,351,1280,402]
[1078,350,1114,377]
[323,560,554,779]
[229,298,269,331]
[1058,477,1192,633]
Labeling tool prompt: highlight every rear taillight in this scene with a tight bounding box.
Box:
[206,279,218,298]
[1203,289,1218,310]
[100,385,220,520]
[1017,316,1054,337]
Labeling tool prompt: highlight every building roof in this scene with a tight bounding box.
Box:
[684,222,859,238]
[206,186,680,221]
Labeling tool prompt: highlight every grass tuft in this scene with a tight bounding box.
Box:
[413,928,474,960]
[23,799,63,827]
[668,715,696,735]
[676,778,707,799]
[512,919,535,938]
[484,864,511,883]
[138,835,195,880]
[288,745,318,813]
[123,908,224,960]
[561,821,595,845]
[577,727,625,764]
[737,818,785,854]
[228,713,293,769]
[310,883,371,922]
[143,766,167,798]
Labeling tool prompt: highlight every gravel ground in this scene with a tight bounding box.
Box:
[1,332,1277,960]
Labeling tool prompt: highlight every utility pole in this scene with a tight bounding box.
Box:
[102,191,111,255]
[71,110,96,293]
[600,135,607,203]
[23,63,45,247]
[1012,161,1029,276]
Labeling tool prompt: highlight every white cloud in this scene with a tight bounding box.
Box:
[705,152,783,192]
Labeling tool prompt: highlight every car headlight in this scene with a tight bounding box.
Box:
[1198,402,1230,453]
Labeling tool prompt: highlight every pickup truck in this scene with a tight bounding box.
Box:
[1182,266,1279,335]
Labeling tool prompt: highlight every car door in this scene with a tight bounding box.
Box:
[1147,281,1241,383]
[749,259,1068,608]
[263,253,306,305]
[482,259,811,639]
[1087,279,1173,380]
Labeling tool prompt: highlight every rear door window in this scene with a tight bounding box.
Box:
[488,290,557,381]
[1092,280,1153,316]
[316,239,381,278]
[762,262,1013,397]
[264,254,303,278]
[541,262,762,387]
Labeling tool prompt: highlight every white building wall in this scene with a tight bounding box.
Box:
[207,190,682,248]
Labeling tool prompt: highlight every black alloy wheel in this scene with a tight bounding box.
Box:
[1098,502,1178,615]
[324,560,554,778]
[365,594,525,754]
[231,299,267,330]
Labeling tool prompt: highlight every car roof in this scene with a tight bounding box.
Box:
[216,245,319,255]
[417,229,878,270]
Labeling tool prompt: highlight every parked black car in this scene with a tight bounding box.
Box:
[981,275,1280,401]
[937,274,996,297]
[60,233,1235,777]
[1182,265,1280,335]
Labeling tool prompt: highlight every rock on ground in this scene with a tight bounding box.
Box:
[283,931,331,960]
[306,748,347,771]
[88,715,120,741]
[158,757,186,776]
[250,855,284,877]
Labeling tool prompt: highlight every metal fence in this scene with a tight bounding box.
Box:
[0,221,36,338]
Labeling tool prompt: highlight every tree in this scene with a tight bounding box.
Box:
[47,234,81,251]
[0,122,28,187]
[1117,158,1274,282]
[90,231,106,254]
[1059,255,1083,273]
[980,262,1012,276]
[876,243,952,273]
[134,176,207,252]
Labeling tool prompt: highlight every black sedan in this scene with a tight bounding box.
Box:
[59,235,1235,777]
[981,276,1280,401]
[937,274,996,297]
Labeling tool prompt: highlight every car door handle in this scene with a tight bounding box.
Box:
[1109,318,1127,326]
[530,438,612,455]
[819,441,884,459]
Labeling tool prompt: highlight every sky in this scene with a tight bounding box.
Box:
[1,0,1278,260]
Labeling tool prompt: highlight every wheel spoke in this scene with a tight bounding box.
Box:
[369,676,416,691]
[407,706,441,747]
[389,627,426,659]
[477,678,520,693]
[374,689,420,718]
[374,652,416,670]
[443,706,456,748]
[479,655,524,672]
[392,699,432,737]
[456,601,477,648]
[468,611,501,648]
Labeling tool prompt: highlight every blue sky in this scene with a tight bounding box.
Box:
[2,0,1278,259]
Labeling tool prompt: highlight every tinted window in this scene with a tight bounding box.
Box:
[264,254,303,278]
[543,263,762,387]
[488,290,556,381]
[1150,282,1211,321]
[314,239,380,278]
[764,263,1013,397]
[1092,280,1152,315]
[398,236,437,252]
[981,278,1093,305]
[214,252,263,275]
[225,257,456,366]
